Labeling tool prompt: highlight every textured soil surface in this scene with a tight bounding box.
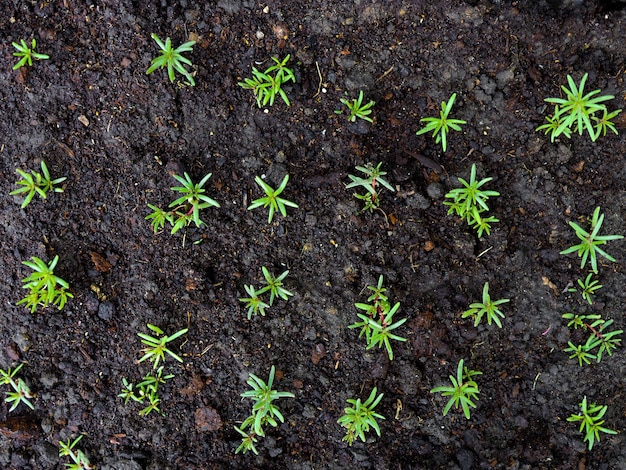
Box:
[2,1,626,469]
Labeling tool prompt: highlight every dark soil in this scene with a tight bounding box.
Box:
[2,1,626,469]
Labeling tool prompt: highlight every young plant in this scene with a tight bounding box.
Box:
[462,282,510,328]
[0,363,35,412]
[416,92,466,152]
[119,366,174,416]
[238,55,296,107]
[430,359,482,419]
[258,267,293,305]
[349,275,407,360]
[337,90,375,123]
[562,313,601,330]
[337,387,385,445]
[568,273,602,305]
[567,396,617,451]
[146,33,196,86]
[11,161,66,208]
[346,162,395,213]
[137,324,188,369]
[235,365,294,454]
[18,255,73,313]
[536,105,572,142]
[560,206,623,274]
[562,313,622,365]
[59,435,94,470]
[239,284,270,319]
[146,172,220,234]
[12,38,49,69]
[537,73,622,142]
[444,164,499,237]
[247,174,298,224]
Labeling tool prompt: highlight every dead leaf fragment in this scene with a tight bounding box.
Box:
[90,252,112,272]
[194,407,222,432]
[542,276,559,296]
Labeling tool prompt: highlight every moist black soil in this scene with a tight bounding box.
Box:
[2,1,626,469]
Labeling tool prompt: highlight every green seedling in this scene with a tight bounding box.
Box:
[430,359,482,420]
[337,387,385,445]
[563,313,622,365]
[562,313,601,330]
[537,73,621,142]
[346,162,395,213]
[11,161,66,208]
[119,366,174,416]
[239,284,270,319]
[0,363,35,412]
[568,273,602,305]
[247,174,298,224]
[444,164,499,237]
[59,435,94,470]
[239,267,293,318]
[238,55,295,107]
[337,90,375,123]
[416,92,466,152]
[259,267,293,306]
[536,105,573,142]
[349,275,407,360]
[12,38,49,69]
[235,365,294,455]
[18,255,73,313]
[462,282,510,328]
[592,107,622,139]
[560,206,623,274]
[146,172,220,234]
[567,396,617,451]
[146,33,196,86]
[137,324,188,369]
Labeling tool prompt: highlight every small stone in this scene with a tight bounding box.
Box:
[195,407,223,432]
[97,302,114,321]
[78,115,89,127]
[426,182,444,199]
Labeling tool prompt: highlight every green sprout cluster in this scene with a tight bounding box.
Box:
[146,172,220,234]
[238,55,296,107]
[462,282,510,328]
[346,162,395,213]
[235,365,294,455]
[247,174,298,223]
[18,255,73,313]
[560,206,623,274]
[567,396,617,451]
[349,275,407,360]
[563,313,622,366]
[59,435,95,470]
[0,363,35,412]
[337,90,375,123]
[416,93,466,152]
[119,324,187,416]
[337,387,385,445]
[537,73,622,142]
[12,38,49,69]
[444,163,499,237]
[568,273,602,305]
[11,161,66,208]
[239,267,294,319]
[146,33,196,86]
[430,359,482,420]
